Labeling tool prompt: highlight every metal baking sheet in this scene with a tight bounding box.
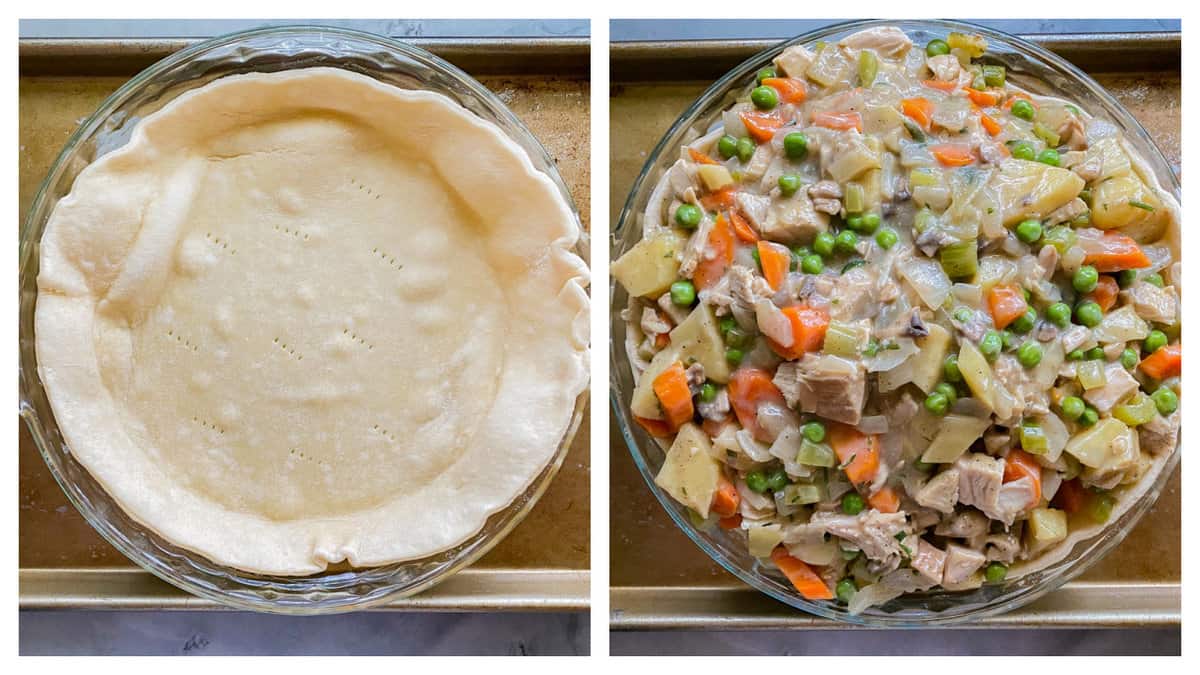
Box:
[610,33,1180,629]
[18,37,591,611]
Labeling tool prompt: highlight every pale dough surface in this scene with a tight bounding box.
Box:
[35,67,590,575]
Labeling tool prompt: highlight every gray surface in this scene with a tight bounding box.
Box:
[20,610,588,656]
[610,18,1180,41]
[612,629,1180,656]
[18,18,589,38]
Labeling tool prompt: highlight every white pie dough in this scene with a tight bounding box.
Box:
[34,67,590,576]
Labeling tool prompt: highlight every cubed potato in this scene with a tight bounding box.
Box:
[1090,174,1169,243]
[630,347,680,420]
[748,524,784,558]
[1063,417,1127,468]
[1025,507,1068,550]
[697,164,734,192]
[909,323,952,394]
[990,159,1086,226]
[921,414,992,464]
[670,303,732,384]
[655,422,722,517]
[611,230,687,298]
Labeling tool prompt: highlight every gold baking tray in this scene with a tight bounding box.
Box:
[18,36,591,611]
[610,33,1180,629]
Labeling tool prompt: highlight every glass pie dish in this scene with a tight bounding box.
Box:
[610,19,1180,626]
[19,25,588,614]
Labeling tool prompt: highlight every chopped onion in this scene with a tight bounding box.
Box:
[848,581,906,615]
[755,402,800,444]
[898,257,952,309]
[952,282,982,306]
[857,415,890,434]
[867,337,918,372]
[736,428,775,462]
[1037,412,1070,462]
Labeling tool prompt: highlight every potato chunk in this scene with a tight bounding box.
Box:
[655,422,722,517]
[670,303,732,384]
[611,230,686,298]
[990,158,1085,226]
[1090,173,1169,243]
[631,347,680,420]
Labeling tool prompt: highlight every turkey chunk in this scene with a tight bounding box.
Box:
[773,354,867,425]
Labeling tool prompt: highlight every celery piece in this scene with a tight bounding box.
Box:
[982,64,1006,87]
[823,320,864,359]
[1113,392,1157,426]
[1077,360,1107,390]
[1033,122,1061,148]
[797,439,836,467]
[1019,422,1049,455]
[785,483,824,506]
[913,206,934,233]
[844,182,866,213]
[858,50,878,87]
[1042,225,1077,256]
[1087,492,1116,524]
[939,241,979,280]
[909,168,940,188]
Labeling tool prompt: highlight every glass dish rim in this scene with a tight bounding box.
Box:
[19,24,589,614]
[611,18,1180,626]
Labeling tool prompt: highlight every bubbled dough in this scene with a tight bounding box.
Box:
[35,68,590,575]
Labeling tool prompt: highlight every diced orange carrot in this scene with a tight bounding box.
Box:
[867,486,900,514]
[729,209,760,243]
[762,77,808,104]
[986,284,1029,330]
[701,417,732,438]
[719,514,743,530]
[634,415,674,438]
[900,97,934,130]
[712,474,741,518]
[931,143,975,167]
[768,305,830,361]
[692,214,735,290]
[700,186,737,211]
[757,240,791,291]
[828,423,880,487]
[921,79,958,92]
[728,368,787,441]
[688,147,720,165]
[1052,478,1087,513]
[771,546,834,600]
[740,111,785,142]
[654,331,670,350]
[1085,275,1120,312]
[652,361,695,432]
[1140,344,1181,380]
[812,111,863,132]
[964,87,1000,107]
[1003,449,1043,509]
[979,112,1002,136]
[1082,232,1151,273]
[1003,91,1038,110]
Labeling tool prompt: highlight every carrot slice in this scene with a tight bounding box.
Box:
[729,209,760,243]
[867,486,901,514]
[1140,344,1181,380]
[712,474,741,518]
[828,423,880,487]
[700,186,737,211]
[739,111,785,142]
[964,87,1000,107]
[931,143,975,167]
[768,305,830,361]
[719,514,743,530]
[1052,478,1087,513]
[756,240,791,291]
[986,284,1029,329]
[652,361,695,431]
[634,415,674,438]
[1003,449,1043,508]
[762,77,808,104]
[688,147,720,165]
[654,331,670,350]
[921,79,958,92]
[692,213,735,290]
[979,112,1002,136]
[1084,275,1120,312]
[812,111,863,133]
[728,368,787,441]
[771,546,834,600]
[900,97,934,130]
[1082,232,1151,273]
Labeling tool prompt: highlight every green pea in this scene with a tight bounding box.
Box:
[1152,387,1179,415]
[736,136,756,162]
[841,492,865,515]
[875,227,898,250]
[1120,348,1139,370]
[846,214,864,231]
[934,382,958,404]
[1117,269,1139,288]
[675,203,702,229]
[1036,148,1061,166]
[813,231,836,258]
[1144,330,1168,354]
[801,254,824,275]
[756,66,777,85]
[1067,349,1086,361]
[1000,330,1019,351]
[699,382,717,403]
[801,421,826,443]
[717,135,738,159]
[863,340,879,357]
[745,470,769,493]
[1086,346,1105,361]
[1078,406,1099,427]
[1015,219,1043,244]
[1075,301,1103,328]
[924,392,950,416]
[1011,141,1036,161]
[1017,341,1043,368]
[925,39,950,56]
[835,229,859,254]
[725,327,754,349]
[783,132,809,160]
[1011,99,1035,121]
[719,316,737,334]
[725,348,745,365]
[835,578,857,604]
[953,307,974,323]
[943,354,963,383]
[778,173,801,197]
[979,330,1003,360]
[1145,273,1164,287]
[1060,395,1085,421]
[1010,307,1037,334]
[766,467,789,491]
[751,247,761,267]
[859,212,881,234]
[985,562,1008,583]
[1073,265,1099,293]
[791,245,812,259]
[1045,302,1072,328]
[751,85,779,110]
[670,280,696,306]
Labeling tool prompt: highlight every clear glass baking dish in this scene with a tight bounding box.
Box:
[610,19,1180,626]
[19,25,588,614]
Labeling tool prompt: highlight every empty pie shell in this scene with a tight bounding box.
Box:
[34,67,590,576]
